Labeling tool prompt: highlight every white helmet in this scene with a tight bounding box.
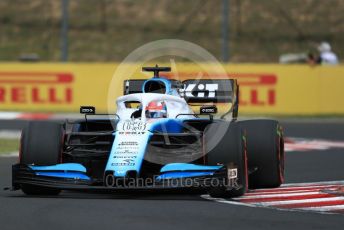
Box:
[318,42,331,53]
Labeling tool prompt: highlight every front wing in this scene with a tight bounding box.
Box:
[11,164,239,192]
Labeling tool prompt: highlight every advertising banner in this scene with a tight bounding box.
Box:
[0,63,344,115]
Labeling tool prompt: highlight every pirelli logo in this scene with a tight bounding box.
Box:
[231,73,276,106]
[0,72,73,104]
[167,72,277,106]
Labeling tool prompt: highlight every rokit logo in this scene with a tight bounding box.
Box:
[177,79,233,103]
[181,83,218,98]
[0,72,73,104]
[119,131,146,135]
[168,73,277,106]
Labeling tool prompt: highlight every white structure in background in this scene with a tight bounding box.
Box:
[318,42,338,65]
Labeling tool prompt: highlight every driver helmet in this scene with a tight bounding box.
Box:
[145,101,167,118]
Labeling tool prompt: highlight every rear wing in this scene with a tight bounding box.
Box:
[181,79,239,119]
[124,79,236,102]
[123,78,239,119]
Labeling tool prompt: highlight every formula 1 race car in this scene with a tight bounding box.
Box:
[11,65,284,198]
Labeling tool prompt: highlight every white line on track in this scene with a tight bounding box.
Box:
[233,191,321,199]
[0,112,21,120]
[243,187,340,196]
[0,130,21,139]
[0,152,18,157]
[249,197,344,206]
[279,180,344,187]
[298,205,344,212]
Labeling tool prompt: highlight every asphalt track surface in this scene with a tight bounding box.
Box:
[0,120,344,230]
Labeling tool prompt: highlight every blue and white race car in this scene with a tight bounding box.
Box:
[11,66,285,197]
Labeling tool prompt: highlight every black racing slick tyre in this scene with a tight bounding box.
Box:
[20,121,64,195]
[204,121,248,198]
[239,120,284,189]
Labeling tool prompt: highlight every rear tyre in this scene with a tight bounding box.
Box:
[239,120,284,189]
[204,121,248,198]
[20,121,64,195]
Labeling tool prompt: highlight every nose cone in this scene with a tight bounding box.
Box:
[105,120,152,177]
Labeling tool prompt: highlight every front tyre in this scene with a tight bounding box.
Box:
[20,121,64,195]
[239,120,284,189]
[204,121,248,198]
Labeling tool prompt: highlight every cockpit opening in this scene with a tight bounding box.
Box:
[145,101,167,118]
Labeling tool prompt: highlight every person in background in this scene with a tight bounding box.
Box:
[307,52,317,66]
[317,42,339,65]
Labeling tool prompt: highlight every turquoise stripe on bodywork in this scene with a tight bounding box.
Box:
[156,171,215,180]
[29,163,87,173]
[35,172,90,180]
[160,163,222,173]
[149,119,184,133]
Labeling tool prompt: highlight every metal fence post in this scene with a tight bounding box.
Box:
[222,0,229,62]
[60,0,69,62]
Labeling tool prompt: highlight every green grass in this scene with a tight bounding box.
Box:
[0,0,343,62]
[0,138,19,155]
